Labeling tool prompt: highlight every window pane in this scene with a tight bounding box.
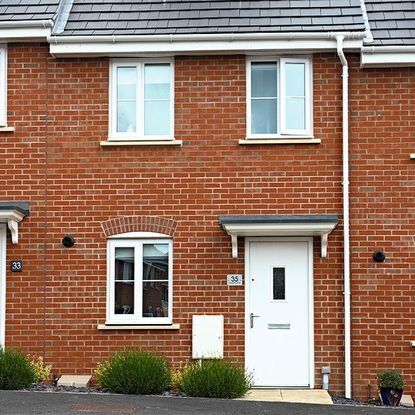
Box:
[251,99,277,134]
[143,244,169,281]
[251,62,278,98]
[285,63,305,97]
[144,64,170,100]
[273,268,285,300]
[115,282,134,314]
[117,101,136,133]
[144,100,170,136]
[117,67,137,100]
[115,247,134,281]
[286,97,305,130]
[143,281,169,318]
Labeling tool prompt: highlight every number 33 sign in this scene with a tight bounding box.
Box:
[10,260,23,272]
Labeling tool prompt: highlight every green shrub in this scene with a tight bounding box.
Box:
[377,370,405,390]
[180,359,251,398]
[95,350,170,394]
[0,348,36,389]
[28,356,51,383]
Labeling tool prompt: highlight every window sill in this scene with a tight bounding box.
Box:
[410,154,415,159]
[240,138,321,145]
[100,140,182,147]
[97,323,180,330]
[0,126,15,132]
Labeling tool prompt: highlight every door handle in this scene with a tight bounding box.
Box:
[250,313,260,328]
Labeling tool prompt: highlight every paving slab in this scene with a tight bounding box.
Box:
[401,394,414,407]
[241,389,283,402]
[240,389,332,405]
[282,389,333,405]
[57,375,91,387]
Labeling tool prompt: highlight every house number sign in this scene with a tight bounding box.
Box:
[227,274,243,286]
[11,260,23,272]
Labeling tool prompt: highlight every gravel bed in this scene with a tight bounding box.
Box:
[23,384,107,394]
[332,396,382,407]
[24,383,184,396]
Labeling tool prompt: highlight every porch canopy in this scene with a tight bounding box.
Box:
[219,214,338,258]
[0,201,30,244]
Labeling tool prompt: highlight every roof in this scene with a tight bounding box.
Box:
[1,0,415,48]
[58,0,365,36]
[364,1,415,46]
[0,0,60,22]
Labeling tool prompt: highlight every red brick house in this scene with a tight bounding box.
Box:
[0,0,414,400]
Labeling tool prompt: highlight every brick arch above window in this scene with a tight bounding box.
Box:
[101,216,177,238]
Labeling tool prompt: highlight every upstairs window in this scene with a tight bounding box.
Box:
[0,47,6,126]
[110,59,174,140]
[107,238,173,324]
[247,57,311,138]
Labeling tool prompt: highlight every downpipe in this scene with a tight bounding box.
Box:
[335,35,351,399]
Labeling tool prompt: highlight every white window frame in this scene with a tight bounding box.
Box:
[109,58,174,141]
[107,237,173,325]
[246,56,312,139]
[0,46,7,127]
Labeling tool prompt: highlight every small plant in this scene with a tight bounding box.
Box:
[180,359,251,399]
[377,370,405,406]
[28,356,51,383]
[377,370,404,390]
[95,350,170,394]
[0,348,36,390]
[170,369,182,390]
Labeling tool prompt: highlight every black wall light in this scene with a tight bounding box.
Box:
[373,250,386,263]
[62,235,75,248]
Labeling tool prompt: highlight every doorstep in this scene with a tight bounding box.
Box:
[239,389,333,405]
[57,375,92,387]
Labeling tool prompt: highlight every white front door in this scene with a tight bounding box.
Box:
[0,224,6,347]
[246,238,313,387]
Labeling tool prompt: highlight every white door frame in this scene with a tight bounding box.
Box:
[244,236,314,388]
[0,223,6,347]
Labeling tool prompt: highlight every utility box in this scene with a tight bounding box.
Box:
[192,315,224,359]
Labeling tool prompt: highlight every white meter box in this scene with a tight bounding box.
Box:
[192,315,224,359]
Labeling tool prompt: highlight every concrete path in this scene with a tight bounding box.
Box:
[1,390,414,415]
[241,388,333,404]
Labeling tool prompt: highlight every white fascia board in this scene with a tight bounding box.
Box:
[223,222,336,237]
[361,46,415,67]
[49,34,364,57]
[0,21,53,42]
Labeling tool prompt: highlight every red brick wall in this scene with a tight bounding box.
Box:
[349,58,415,399]
[4,43,47,358]
[4,45,355,394]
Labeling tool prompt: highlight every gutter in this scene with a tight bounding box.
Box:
[49,31,365,44]
[48,31,366,57]
[333,34,352,399]
[0,20,53,29]
[362,45,415,53]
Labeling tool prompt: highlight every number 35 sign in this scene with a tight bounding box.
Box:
[227,274,243,286]
[10,260,23,272]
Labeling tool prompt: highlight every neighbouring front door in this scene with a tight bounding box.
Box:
[246,238,313,387]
